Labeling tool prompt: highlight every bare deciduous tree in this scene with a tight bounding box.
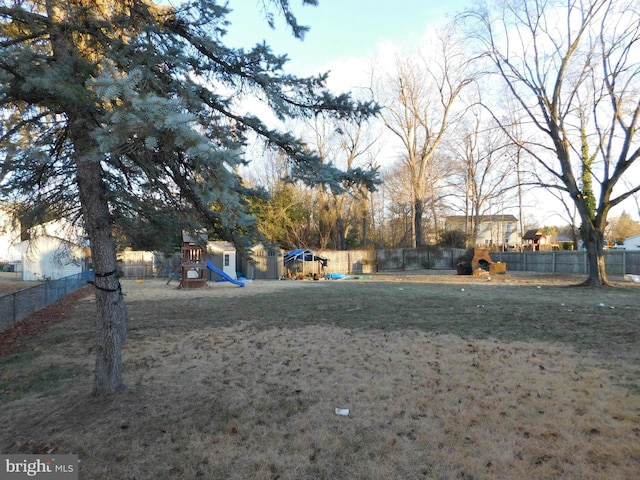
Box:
[375,23,474,247]
[448,104,517,247]
[465,0,640,285]
[606,212,640,245]
[381,163,414,248]
[304,115,380,249]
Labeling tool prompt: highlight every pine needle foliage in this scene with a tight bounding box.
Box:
[0,0,380,250]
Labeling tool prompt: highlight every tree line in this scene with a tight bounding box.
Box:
[241,2,640,261]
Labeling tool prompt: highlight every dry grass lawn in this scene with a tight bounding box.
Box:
[1,271,640,479]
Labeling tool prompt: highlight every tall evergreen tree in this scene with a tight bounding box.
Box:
[0,0,378,395]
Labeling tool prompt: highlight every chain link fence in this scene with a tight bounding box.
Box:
[0,270,94,330]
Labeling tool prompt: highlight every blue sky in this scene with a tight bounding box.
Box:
[217,1,640,224]
[223,0,473,76]
[220,1,575,225]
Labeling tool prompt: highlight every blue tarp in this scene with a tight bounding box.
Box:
[326,273,352,280]
[283,249,328,267]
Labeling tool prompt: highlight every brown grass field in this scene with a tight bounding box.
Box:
[1,271,640,479]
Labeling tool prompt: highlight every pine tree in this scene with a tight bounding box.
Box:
[0,0,379,395]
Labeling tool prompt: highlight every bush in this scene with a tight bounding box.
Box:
[437,229,466,248]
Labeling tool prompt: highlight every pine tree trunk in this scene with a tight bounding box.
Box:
[70,121,127,396]
[42,1,127,395]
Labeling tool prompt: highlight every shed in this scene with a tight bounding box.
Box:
[242,243,283,280]
[284,249,328,279]
[623,233,640,250]
[208,241,237,280]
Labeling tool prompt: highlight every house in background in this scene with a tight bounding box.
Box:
[623,233,640,250]
[1,205,90,280]
[0,208,21,272]
[445,215,521,250]
[17,219,90,281]
[522,228,550,251]
[553,234,576,250]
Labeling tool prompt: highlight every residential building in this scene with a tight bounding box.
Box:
[17,219,90,281]
[0,207,21,268]
[445,215,521,249]
[623,233,640,250]
[1,206,90,282]
[522,229,551,251]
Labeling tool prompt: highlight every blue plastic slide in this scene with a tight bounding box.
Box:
[206,259,245,287]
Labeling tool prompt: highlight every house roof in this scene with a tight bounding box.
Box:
[523,229,545,240]
[208,240,235,252]
[555,234,574,243]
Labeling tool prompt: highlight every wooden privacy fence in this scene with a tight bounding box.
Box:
[316,248,640,276]
[490,250,640,275]
[116,248,470,279]
[115,248,640,279]
[317,247,470,274]
[118,252,182,279]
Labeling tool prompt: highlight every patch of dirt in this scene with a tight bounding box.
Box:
[0,286,93,357]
